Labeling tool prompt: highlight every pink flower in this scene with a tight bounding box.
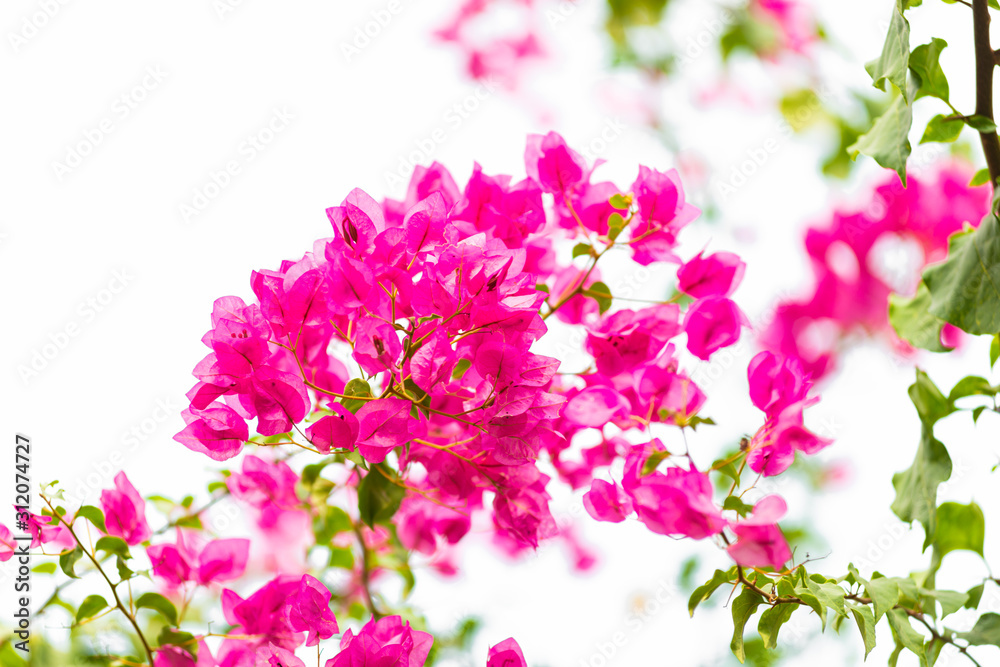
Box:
[325,615,433,667]
[255,643,305,667]
[628,166,700,265]
[100,472,152,546]
[306,404,359,453]
[227,455,300,510]
[285,575,339,647]
[678,251,746,298]
[582,479,633,523]
[174,404,249,462]
[747,351,809,415]
[746,403,833,477]
[586,305,681,377]
[563,387,630,428]
[153,640,215,667]
[147,531,249,587]
[0,524,14,562]
[726,495,792,571]
[525,132,587,195]
[488,638,527,667]
[622,445,725,539]
[683,296,747,360]
[355,398,414,464]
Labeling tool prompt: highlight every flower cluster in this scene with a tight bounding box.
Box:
[760,165,990,379]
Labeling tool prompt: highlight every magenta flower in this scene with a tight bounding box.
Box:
[147,530,249,587]
[153,640,214,667]
[306,404,360,453]
[285,575,339,647]
[487,638,527,667]
[524,131,587,195]
[325,615,433,667]
[222,575,305,654]
[0,524,15,561]
[227,455,300,510]
[563,387,630,428]
[726,495,793,571]
[582,479,633,523]
[678,250,746,299]
[255,643,305,667]
[174,404,249,462]
[746,403,833,477]
[586,305,681,377]
[747,351,809,415]
[355,398,414,464]
[100,472,152,546]
[628,166,700,265]
[683,296,747,361]
[622,445,726,539]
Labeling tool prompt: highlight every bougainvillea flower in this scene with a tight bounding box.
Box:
[325,615,433,667]
[355,398,414,464]
[683,296,748,361]
[147,531,250,587]
[0,524,15,562]
[306,404,360,453]
[726,495,793,570]
[583,479,633,523]
[629,166,700,265]
[174,404,249,462]
[153,640,215,667]
[678,251,746,299]
[488,638,527,667]
[285,574,339,647]
[226,455,300,510]
[100,471,152,546]
[525,131,587,195]
[563,386,630,428]
[255,642,305,667]
[746,351,809,415]
[746,401,832,477]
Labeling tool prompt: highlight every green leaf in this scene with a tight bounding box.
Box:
[849,604,878,659]
[909,38,949,102]
[688,567,736,616]
[971,168,992,188]
[889,283,950,351]
[452,358,472,381]
[965,115,998,133]
[923,213,1000,335]
[793,586,827,629]
[866,3,911,101]
[59,546,84,579]
[956,613,1000,648]
[805,576,847,618]
[934,502,985,558]
[609,193,630,210]
[314,505,354,543]
[32,562,57,574]
[572,243,592,259]
[116,556,134,580]
[608,212,626,241]
[966,583,985,609]
[758,603,796,650]
[585,281,613,314]
[341,379,374,414]
[357,463,405,528]
[891,424,952,549]
[949,376,997,401]
[136,592,178,626]
[849,566,901,623]
[75,595,109,623]
[328,545,355,569]
[919,588,968,618]
[849,88,913,185]
[207,481,228,493]
[886,608,927,666]
[723,495,754,517]
[730,587,764,663]
[95,536,131,560]
[158,627,197,660]
[76,505,108,534]
[920,114,963,144]
[640,448,670,476]
[909,369,955,427]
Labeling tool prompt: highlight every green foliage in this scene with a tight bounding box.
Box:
[59,546,84,579]
[584,281,613,314]
[957,613,1000,648]
[849,86,914,184]
[730,586,764,663]
[923,211,1000,336]
[358,463,406,528]
[933,502,985,559]
[891,424,952,549]
[341,379,374,414]
[909,38,949,102]
[848,604,877,659]
[75,505,108,534]
[889,283,951,352]
[135,592,178,626]
[158,627,198,661]
[688,567,736,616]
[75,595,108,624]
[920,114,963,144]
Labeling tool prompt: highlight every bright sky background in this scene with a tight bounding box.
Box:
[1,1,998,665]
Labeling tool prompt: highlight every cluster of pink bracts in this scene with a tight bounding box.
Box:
[4,132,837,665]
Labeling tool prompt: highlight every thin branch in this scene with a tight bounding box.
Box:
[973,0,1000,188]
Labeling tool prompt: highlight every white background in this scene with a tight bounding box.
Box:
[1,0,998,665]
